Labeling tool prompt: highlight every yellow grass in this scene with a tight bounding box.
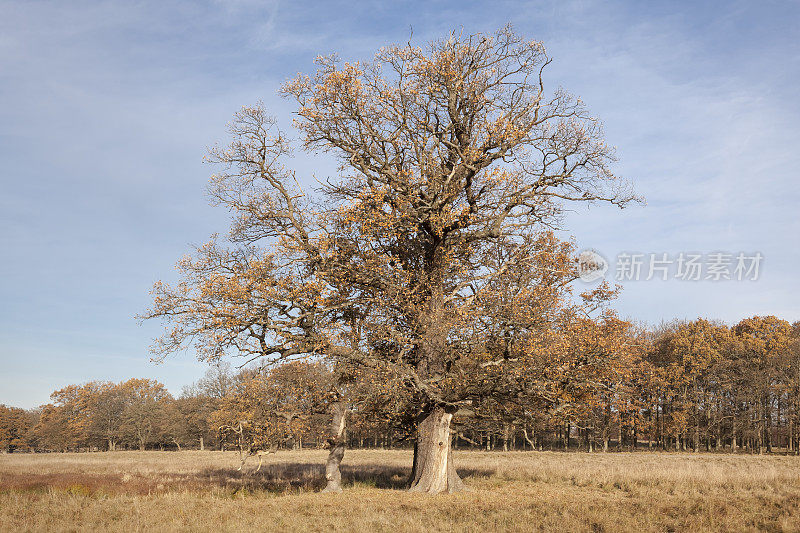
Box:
[2,449,800,532]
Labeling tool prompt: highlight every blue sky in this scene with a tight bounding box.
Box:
[1,0,798,408]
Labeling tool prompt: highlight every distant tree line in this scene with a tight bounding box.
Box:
[1,316,798,454]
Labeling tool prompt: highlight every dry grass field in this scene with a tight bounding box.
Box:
[2,449,800,532]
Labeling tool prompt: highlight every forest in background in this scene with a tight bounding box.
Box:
[2,315,798,455]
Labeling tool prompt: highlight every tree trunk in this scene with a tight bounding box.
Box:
[522,427,535,449]
[323,401,347,493]
[765,397,772,453]
[408,406,464,494]
[200,436,204,451]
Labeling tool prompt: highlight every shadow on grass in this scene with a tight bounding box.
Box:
[199,461,496,494]
[0,461,495,496]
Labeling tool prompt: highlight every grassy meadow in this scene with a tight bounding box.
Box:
[2,449,800,532]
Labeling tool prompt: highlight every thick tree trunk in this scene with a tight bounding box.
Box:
[408,406,464,494]
[323,401,347,493]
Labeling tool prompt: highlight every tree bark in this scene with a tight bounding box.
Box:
[323,401,347,493]
[408,406,464,494]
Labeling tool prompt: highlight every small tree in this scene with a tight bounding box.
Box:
[89,382,126,451]
[34,383,101,451]
[211,362,332,452]
[144,26,636,493]
[163,394,215,451]
[118,379,171,451]
[732,316,792,453]
[0,405,36,452]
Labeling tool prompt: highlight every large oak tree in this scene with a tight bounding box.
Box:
[144,26,636,493]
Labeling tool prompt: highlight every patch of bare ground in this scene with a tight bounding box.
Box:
[2,450,800,532]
